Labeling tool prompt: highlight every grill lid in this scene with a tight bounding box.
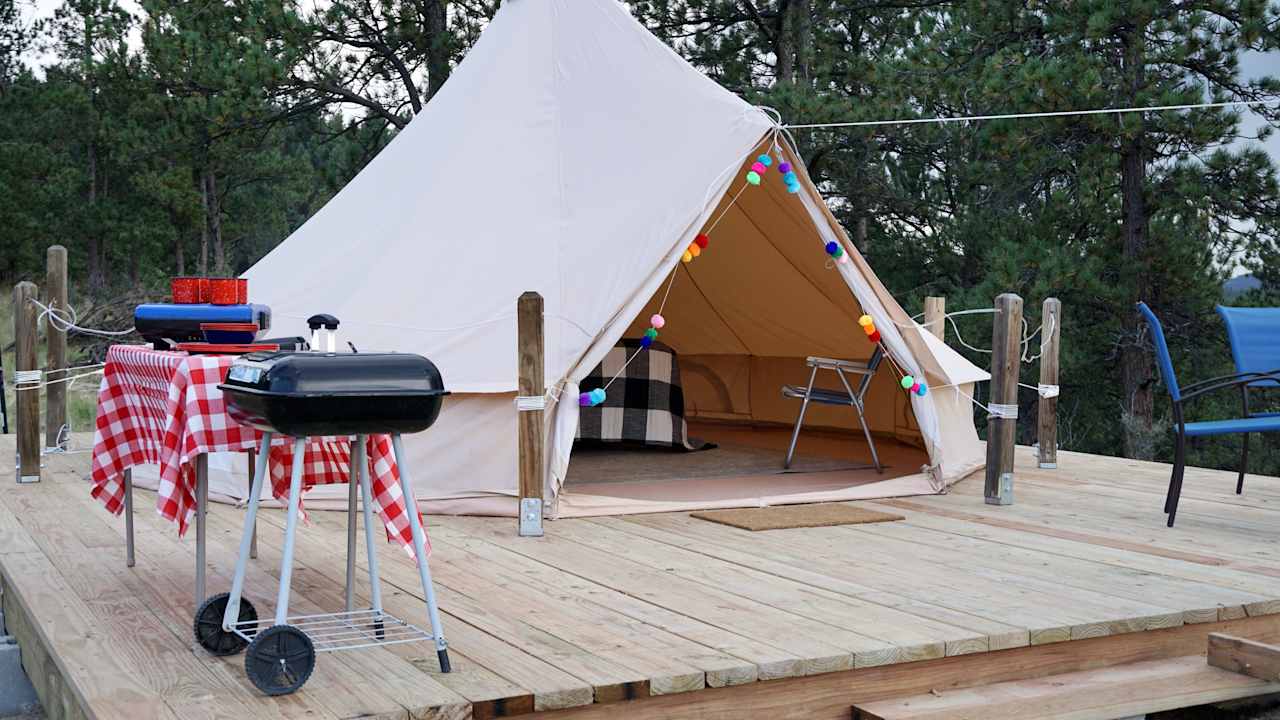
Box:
[225,351,445,397]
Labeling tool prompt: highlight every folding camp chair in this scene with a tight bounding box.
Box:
[781,348,884,472]
[1136,302,1280,526]
[1215,305,1280,495]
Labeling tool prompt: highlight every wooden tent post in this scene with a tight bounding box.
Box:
[923,296,946,340]
[516,291,546,537]
[1037,298,1062,469]
[985,293,1022,505]
[14,282,41,483]
[45,246,68,451]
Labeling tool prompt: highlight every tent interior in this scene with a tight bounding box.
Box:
[555,145,933,515]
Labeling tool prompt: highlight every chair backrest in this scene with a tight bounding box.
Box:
[856,346,885,400]
[1135,302,1181,401]
[1216,305,1280,388]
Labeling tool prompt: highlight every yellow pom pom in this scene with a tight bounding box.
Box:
[858,315,874,327]
[689,243,701,257]
[682,250,693,263]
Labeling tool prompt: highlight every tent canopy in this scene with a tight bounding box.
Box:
[241,0,989,516]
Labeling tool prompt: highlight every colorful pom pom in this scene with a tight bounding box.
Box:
[901,375,915,389]
[862,322,876,336]
[579,392,593,407]
[640,335,653,349]
[590,388,607,405]
[778,162,791,174]
[682,250,693,263]
[824,241,844,258]
[838,254,850,264]
[858,315,874,327]
[746,171,761,185]
[644,327,658,340]
[916,383,927,397]
[751,161,767,174]
[910,382,920,393]
[784,171,798,184]
[695,234,709,249]
[689,243,701,257]
[758,154,773,167]
[868,329,881,343]
[650,314,665,329]
[786,184,800,194]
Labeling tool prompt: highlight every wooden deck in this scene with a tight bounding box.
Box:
[4,436,1280,720]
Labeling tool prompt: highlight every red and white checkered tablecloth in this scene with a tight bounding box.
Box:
[90,344,422,554]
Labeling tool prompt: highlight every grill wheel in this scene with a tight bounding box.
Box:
[245,625,316,696]
[193,592,257,656]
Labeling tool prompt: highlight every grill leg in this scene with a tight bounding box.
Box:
[785,365,820,469]
[275,438,307,626]
[389,434,450,671]
[345,449,359,614]
[247,451,258,559]
[225,433,272,630]
[354,437,383,618]
[123,466,135,566]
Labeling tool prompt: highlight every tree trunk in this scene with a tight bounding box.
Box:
[424,0,450,101]
[86,138,103,289]
[1118,22,1154,460]
[206,168,225,275]
[777,0,812,84]
[174,228,185,276]
[198,169,209,276]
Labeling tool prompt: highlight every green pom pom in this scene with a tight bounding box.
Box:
[644,327,658,340]
[900,375,915,389]
[745,171,761,185]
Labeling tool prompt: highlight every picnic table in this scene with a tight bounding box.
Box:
[89,344,420,604]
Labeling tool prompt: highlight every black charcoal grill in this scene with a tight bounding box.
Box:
[197,346,453,696]
[219,351,449,437]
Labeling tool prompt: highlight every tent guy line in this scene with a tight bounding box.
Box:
[782,98,1276,130]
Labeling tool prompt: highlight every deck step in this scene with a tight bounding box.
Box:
[851,655,1280,720]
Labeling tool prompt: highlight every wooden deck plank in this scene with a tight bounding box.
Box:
[851,655,1280,720]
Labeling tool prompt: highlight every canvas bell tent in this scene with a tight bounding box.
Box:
[223,0,989,516]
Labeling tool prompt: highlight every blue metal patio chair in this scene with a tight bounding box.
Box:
[1215,305,1280,496]
[1136,302,1280,526]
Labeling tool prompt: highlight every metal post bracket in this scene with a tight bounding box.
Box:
[519,497,544,537]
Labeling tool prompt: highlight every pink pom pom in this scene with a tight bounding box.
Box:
[650,314,665,329]
[751,161,767,174]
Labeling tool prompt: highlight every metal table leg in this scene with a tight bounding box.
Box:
[354,437,383,621]
[123,468,135,568]
[224,434,272,627]
[196,453,208,605]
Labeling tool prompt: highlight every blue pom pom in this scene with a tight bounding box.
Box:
[640,335,653,348]
[757,154,772,167]
[590,388,607,405]
[787,184,801,194]
[784,171,798,184]
[825,241,840,255]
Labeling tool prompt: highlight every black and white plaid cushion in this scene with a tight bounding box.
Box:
[576,339,709,450]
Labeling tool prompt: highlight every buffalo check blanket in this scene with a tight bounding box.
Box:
[576,339,710,450]
[90,344,422,553]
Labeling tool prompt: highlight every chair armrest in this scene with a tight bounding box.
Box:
[806,356,875,375]
[1182,371,1280,402]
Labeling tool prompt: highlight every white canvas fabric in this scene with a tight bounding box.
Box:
[237,0,989,516]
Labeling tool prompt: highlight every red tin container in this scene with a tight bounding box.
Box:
[209,277,239,305]
[236,278,249,304]
[171,277,210,304]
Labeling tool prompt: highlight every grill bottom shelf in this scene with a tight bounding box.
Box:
[230,608,436,652]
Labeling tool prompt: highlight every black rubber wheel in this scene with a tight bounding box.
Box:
[245,625,315,696]
[193,592,257,656]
